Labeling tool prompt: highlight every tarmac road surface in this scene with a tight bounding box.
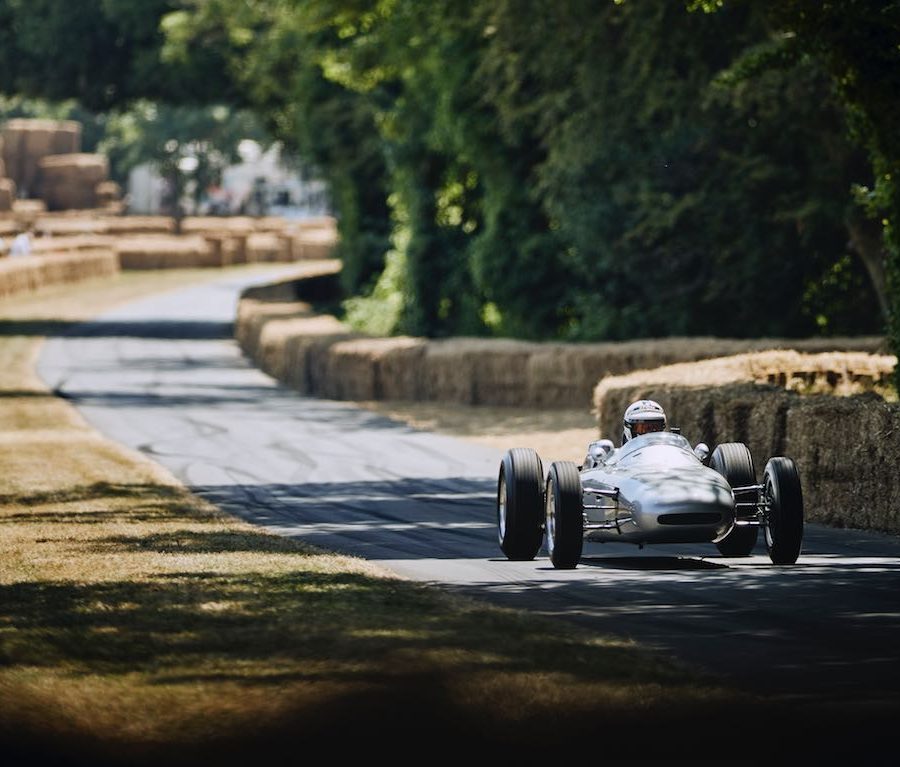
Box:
[38,266,900,710]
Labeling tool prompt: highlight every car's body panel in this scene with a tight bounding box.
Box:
[580,432,735,544]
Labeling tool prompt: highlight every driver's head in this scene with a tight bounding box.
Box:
[622,400,667,444]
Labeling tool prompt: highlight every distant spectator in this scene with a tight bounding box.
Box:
[9,231,33,257]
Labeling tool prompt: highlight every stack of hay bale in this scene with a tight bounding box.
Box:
[1,118,81,198]
[0,134,14,213]
[38,153,110,210]
[1,118,115,211]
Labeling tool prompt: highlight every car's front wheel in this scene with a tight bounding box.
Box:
[710,442,759,557]
[545,461,583,569]
[763,457,804,565]
[497,448,544,561]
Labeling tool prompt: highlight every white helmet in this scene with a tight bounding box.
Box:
[623,399,667,444]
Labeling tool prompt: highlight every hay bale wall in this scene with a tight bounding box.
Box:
[39,154,109,211]
[0,249,119,298]
[114,235,217,269]
[592,354,900,535]
[237,272,887,409]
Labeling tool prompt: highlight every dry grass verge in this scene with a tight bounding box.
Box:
[1,268,794,765]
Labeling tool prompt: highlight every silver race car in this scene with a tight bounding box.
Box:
[496,430,804,569]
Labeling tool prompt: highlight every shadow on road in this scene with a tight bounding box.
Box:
[0,318,233,340]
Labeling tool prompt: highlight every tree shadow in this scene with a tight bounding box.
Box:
[0,318,233,340]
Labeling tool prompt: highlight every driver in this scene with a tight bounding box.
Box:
[622,399,667,444]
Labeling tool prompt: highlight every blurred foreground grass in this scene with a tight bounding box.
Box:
[0,269,778,764]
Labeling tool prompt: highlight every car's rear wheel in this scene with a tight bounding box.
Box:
[545,461,583,570]
[710,442,759,556]
[497,448,544,560]
[764,457,804,565]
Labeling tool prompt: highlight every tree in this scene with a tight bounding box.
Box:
[687,0,900,377]
[100,102,270,215]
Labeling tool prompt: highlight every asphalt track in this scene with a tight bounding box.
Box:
[38,266,900,710]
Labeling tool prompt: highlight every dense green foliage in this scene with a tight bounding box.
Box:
[0,0,896,355]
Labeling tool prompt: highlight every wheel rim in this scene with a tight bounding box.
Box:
[498,473,507,544]
[764,478,776,548]
[545,486,556,556]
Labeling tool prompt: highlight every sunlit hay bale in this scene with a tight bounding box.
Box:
[786,395,900,534]
[294,215,337,233]
[30,235,114,254]
[320,338,380,400]
[536,338,886,410]
[11,199,46,229]
[418,339,477,404]
[101,216,176,235]
[472,339,543,406]
[293,226,337,260]
[114,235,214,269]
[239,304,318,378]
[1,119,82,197]
[594,350,897,438]
[246,232,290,263]
[229,234,248,264]
[278,232,295,261]
[0,249,118,297]
[0,257,40,296]
[33,216,107,236]
[181,216,256,236]
[280,317,354,395]
[374,337,429,400]
[38,154,109,211]
[95,180,121,207]
[321,336,426,401]
[253,216,291,232]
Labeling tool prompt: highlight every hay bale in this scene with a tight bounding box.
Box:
[419,338,538,404]
[103,216,175,235]
[374,337,429,400]
[235,299,314,361]
[321,337,430,401]
[786,395,900,534]
[247,231,290,263]
[114,235,215,269]
[95,180,121,206]
[593,351,896,441]
[591,351,900,535]
[2,119,82,196]
[30,234,114,254]
[38,154,109,211]
[0,178,15,212]
[0,249,118,298]
[34,216,108,236]
[293,226,337,260]
[181,216,255,235]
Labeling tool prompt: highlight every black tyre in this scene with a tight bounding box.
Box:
[710,442,759,557]
[497,448,544,560]
[545,461,584,569]
[763,457,804,565]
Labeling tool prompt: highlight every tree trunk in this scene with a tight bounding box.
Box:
[845,208,889,322]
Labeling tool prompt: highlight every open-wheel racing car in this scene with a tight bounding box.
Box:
[496,400,804,569]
